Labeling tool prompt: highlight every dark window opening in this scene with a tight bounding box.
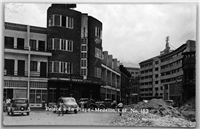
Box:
[38,41,45,51]
[5,36,14,48]
[30,61,37,71]
[18,60,25,76]
[62,16,66,27]
[4,59,14,76]
[30,39,37,50]
[17,38,24,49]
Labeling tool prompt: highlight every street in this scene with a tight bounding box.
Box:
[3,110,118,126]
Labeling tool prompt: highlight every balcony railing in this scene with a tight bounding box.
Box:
[5,45,48,52]
[4,70,47,78]
[4,70,28,77]
[5,45,29,50]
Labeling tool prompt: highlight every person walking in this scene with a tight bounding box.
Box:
[117,101,123,116]
[58,100,64,116]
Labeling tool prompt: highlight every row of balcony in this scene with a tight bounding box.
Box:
[160,71,183,80]
[5,45,48,52]
[160,55,183,66]
[4,70,47,78]
[160,63,182,73]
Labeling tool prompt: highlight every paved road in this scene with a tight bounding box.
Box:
[3,110,118,126]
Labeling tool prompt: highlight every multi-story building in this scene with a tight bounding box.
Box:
[46,4,103,105]
[4,22,51,108]
[119,65,131,104]
[139,58,154,100]
[139,39,196,103]
[4,4,103,107]
[160,40,195,102]
[101,51,121,101]
[126,67,139,79]
[182,41,195,102]
[126,67,140,103]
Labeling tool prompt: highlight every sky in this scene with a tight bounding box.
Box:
[4,3,197,67]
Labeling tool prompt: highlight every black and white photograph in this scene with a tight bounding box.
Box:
[2,1,197,127]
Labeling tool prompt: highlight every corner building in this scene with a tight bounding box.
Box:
[47,4,102,105]
[4,4,103,107]
[139,39,196,103]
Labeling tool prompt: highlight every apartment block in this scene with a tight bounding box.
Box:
[101,51,121,101]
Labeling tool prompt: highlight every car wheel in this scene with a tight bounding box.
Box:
[100,105,104,109]
[90,106,95,110]
[27,112,29,115]
[65,110,68,114]
[74,110,77,114]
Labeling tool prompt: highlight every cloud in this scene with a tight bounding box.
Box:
[4,3,196,68]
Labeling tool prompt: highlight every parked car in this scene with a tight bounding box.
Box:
[53,97,79,114]
[78,98,98,109]
[7,98,30,116]
[96,99,116,109]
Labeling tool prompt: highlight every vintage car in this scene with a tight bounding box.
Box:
[53,97,79,114]
[96,99,117,109]
[78,98,98,109]
[7,98,30,116]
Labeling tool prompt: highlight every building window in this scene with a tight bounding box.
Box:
[30,89,47,104]
[49,61,72,74]
[62,15,66,27]
[82,38,87,44]
[5,36,14,48]
[54,15,61,26]
[60,62,66,73]
[155,74,159,78]
[38,40,45,51]
[95,27,102,39]
[61,40,66,50]
[54,39,60,50]
[30,39,37,50]
[81,53,87,58]
[49,14,73,29]
[30,61,37,71]
[81,45,87,51]
[49,38,73,52]
[95,67,101,78]
[81,68,87,76]
[67,40,73,51]
[155,61,159,64]
[49,89,56,103]
[4,59,14,75]
[68,17,73,29]
[53,62,59,73]
[17,38,24,49]
[155,67,159,71]
[81,59,87,67]
[95,47,102,59]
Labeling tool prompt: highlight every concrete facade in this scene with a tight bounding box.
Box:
[101,51,121,101]
[4,22,51,108]
[126,67,140,104]
[139,39,196,103]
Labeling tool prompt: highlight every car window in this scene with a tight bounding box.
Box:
[14,99,27,103]
[64,98,75,102]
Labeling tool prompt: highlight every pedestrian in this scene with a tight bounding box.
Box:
[58,100,64,116]
[117,101,123,116]
[111,100,117,110]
